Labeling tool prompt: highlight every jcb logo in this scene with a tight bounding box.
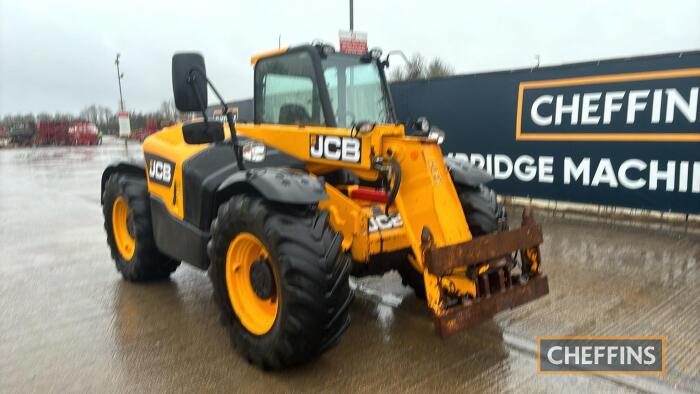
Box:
[368,214,403,233]
[145,154,174,187]
[310,135,361,163]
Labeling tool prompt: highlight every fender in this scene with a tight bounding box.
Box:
[100,160,145,204]
[217,167,328,205]
[444,156,493,188]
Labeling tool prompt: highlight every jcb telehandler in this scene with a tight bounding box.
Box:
[101,43,548,370]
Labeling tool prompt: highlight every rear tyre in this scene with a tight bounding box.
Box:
[208,195,353,370]
[103,174,180,281]
[397,184,504,298]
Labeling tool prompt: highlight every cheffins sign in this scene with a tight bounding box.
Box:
[517,69,700,141]
[391,51,700,214]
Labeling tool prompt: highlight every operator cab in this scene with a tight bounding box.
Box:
[253,44,396,129]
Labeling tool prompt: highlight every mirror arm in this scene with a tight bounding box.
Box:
[205,79,244,170]
[187,70,209,123]
[382,50,409,68]
[225,111,244,170]
[189,68,245,170]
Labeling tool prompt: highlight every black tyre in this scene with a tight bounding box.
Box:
[103,174,180,281]
[457,184,505,237]
[208,195,353,370]
[397,184,504,298]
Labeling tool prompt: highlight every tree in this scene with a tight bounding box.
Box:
[158,100,180,121]
[389,53,454,82]
[426,58,454,79]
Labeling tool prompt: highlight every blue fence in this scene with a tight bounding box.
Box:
[391,52,700,214]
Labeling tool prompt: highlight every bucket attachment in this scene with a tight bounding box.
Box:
[422,208,549,337]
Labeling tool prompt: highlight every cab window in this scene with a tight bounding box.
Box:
[254,51,325,126]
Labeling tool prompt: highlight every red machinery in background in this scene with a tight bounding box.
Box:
[68,122,99,145]
[34,121,69,145]
[131,118,173,142]
[30,120,100,146]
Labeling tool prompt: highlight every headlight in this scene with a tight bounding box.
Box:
[241,141,266,162]
[416,117,430,132]
[428,129,445,145]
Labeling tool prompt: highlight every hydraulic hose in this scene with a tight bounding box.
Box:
[385,158,401,215]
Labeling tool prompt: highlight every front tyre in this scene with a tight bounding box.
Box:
[457,184,505,237]
[102,174,180,281]
[208,195,353,370]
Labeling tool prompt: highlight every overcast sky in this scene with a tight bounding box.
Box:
[1,0,698,116]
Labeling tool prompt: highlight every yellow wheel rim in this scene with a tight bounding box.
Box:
[112,196,135,260]
[225,232,279,335]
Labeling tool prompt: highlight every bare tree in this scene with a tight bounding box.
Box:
[158,99,180,121]
[389,53,454,82]
[426,58,454,79]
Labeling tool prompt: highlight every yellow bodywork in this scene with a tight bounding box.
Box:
[143,119,482,312]
[143,124,210,219]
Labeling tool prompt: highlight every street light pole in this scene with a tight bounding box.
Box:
[114,53,127,149]
[114,53,125,112]
[349,0,353,31]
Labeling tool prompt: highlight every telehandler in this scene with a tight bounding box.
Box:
[101,43,548,370]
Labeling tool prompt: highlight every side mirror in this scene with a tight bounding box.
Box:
[182,122,224,144]
[172,53,207,112]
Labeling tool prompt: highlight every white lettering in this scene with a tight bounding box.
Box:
[665,87,698,123]
[581,346,592,365]
[564,157,590,185]
[603,91,625,124]
[493,154,513,180]
[628,347,643,365]
[594,346,605,365]
[555,94,580,125]
[514,155,537,181]
[539,156,554,183]
[564,346,579,365]
[649,160,676,191]
[679,162,689,192]
[643,346,656,365]
[618,159,647,189]
[607,346,618,365]
[581,92,601,125]
[592,158,618,187]
[651,89,663,124]
[547,346,563,365]
[341,138,360,162]
[162,163,171,182]
[626,90,650,124]
[324,136,341,160]
[532,95,554,126]
[310,136,323,158]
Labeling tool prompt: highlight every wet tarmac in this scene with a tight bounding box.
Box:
[1,137,698,393]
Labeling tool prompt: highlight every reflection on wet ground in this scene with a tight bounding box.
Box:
[1,139,697,393]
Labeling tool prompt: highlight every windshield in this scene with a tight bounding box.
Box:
[322,54,392,128]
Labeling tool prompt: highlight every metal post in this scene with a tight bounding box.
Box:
[349,0,354,31]
[115,54,125,112]
[115,53,127,149]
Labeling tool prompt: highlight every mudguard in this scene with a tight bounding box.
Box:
[444,156,493,188]
[217,167,328,205]
[100,160,145,204]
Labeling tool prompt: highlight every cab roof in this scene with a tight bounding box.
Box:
[249,47,289,65]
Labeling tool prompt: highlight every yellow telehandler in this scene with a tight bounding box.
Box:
[101,43,548,370]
